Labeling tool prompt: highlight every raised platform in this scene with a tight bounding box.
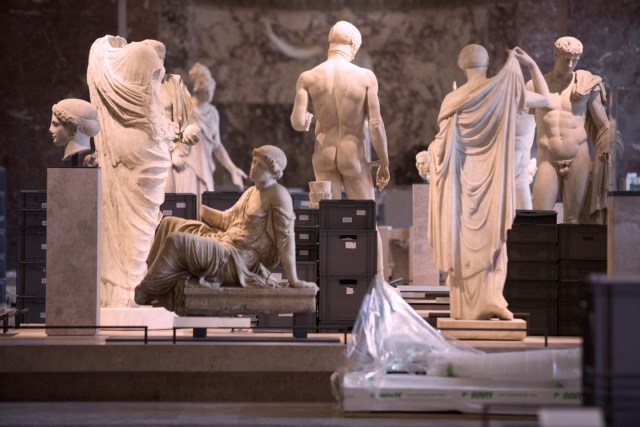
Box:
[437,318,527,340]
[100,306,176,330]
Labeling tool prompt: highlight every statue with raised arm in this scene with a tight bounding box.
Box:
[428,45,548,320]
[185,63,247,194]
[134,145,317,314]
[290,20,389,200]
[530,36,622,224]
[49,98,100,163]
[88,35,177,307]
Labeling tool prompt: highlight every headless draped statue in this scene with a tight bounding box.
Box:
[49,98,100,162]
[87,35,177,307]
[428,45,549,320]
[134,145,316,314]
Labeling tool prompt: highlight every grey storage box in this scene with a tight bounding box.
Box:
[513,209,557,224]
[507,243,558,262]
[201,191,242,211]
[319,230,377,276]
[294,226,319,246]
[319,275,373,322]
[290,191,310,209]
[504,280,558,300]
[19,190,47,209]
[319,200,376,231]
[559,259,607,281]
[294,208,319,227]
[295,244,319,262]
[18,209,47,227]
[18,262,46,297]
[558,224,607,260]
[507,224,558,244]
[161,193,197,220]
[507,298,559,336]
[558,279,589,299]
[506,261,558,281]
[18,227,47,262]
[17,295,46,324]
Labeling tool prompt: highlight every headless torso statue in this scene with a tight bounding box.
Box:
[530,36,618,224]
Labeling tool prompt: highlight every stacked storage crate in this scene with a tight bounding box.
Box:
[160,193,197,220]
[17,190,47,323]
[0,167,6,304]
[201,191,243,211]
[505,213,559,336]
[318,200,377,331]
[258,207,319,330]
[557,224,607,336]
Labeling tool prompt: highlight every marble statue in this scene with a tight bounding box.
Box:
[50,99,100,162]
[530,36,622,224]
[143,40,201,194]
[428,45,547,320]
[290,20,389,200]
[134,145,317,313]
[186,62,247,194]
[87,35,177,307]
[308,180,332,208]
[415,150,430,183]
[514,112,537,209]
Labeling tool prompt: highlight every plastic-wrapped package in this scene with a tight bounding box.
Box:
[334,277,582,411]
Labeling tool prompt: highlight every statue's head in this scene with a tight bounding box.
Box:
[457,44,489,71]
[553,36,582,74]
[328,21,362,61]
[189,62,216,103]
[50,99,100,147]
[252,145,287,180]
[415,150,431,182]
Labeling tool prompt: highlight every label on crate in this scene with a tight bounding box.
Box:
[346,287,354,295]
[41,244,47,250]
[41,278,46,284]
[300,233,310,240]
[342,217,353,223]
[42,220,47,226]
[345,241,357,249]
[41,203,47,209]
[356,209,366,216]
[301,201,310,208]
[278,313,293,317]
[162,210,173,216]
[299,214,309,221]
[176,202,187,208]
[299,250,309,256]
[40,312,46,319]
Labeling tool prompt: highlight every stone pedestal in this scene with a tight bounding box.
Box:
[608,192,640,274]
[437,318,526,340]
[46,168,100,336]
[410,184,440,285]
[100,307,176,330]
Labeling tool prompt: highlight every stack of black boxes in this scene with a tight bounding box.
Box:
[160,193,198,220]
[0,168,6,304]
[557,224,607,336]
[505,212,559,335]
[318,200,377,331]
[201,191,243,211]
[17,190,48,323]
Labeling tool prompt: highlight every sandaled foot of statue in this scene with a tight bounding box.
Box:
[479,304,514,321]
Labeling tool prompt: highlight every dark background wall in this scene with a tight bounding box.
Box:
[0,0,638,270]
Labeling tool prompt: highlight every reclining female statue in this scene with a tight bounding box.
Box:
[134,145,317,313]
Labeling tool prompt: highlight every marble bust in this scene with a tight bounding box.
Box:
[415,150,430,183]
[50,99,100,162]
[134,145,316,313]
[428,45,545,320]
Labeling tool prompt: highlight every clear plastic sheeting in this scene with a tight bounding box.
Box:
[334,277,582,411]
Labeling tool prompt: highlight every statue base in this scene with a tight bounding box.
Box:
[437,318,526,340]
[182,286,318,317]
[100,306,176,330]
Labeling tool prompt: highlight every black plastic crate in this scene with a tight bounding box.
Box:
[161,193,197,220]
[18,262,46,297]
[269,261,318,283]
[558,317,582,336]
[318,319,355,333]
[0,192,5,217]
[319,200,376,231]
[504,280,558,300]
[294,208,319,227]
[18,209,47,227]
[0,227,5,254]
[17,295,46,324]
[18,227,47,262]
[513,210,557,225]
[559,297,586,318]
[294,226,319,245]
[507,243,558,262]
[0,254,5,279]
[319,275,374,322]
[558,224,607,260]
[507,224,558,244]
[0,167,5,192]
[295,244,319,262]
[506,261,558,281]
[319,230,377,276]
[257,312,317,330]
[508,298,558,336]
[201,191,242,211]
[19,190,47,209]
[290,191,310,209]
[558,280,588,299]
[559,259,607,281]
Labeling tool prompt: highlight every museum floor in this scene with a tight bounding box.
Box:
[0,328,581,425]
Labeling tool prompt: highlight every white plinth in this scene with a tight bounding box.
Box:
[437,318,526,340]
[173,316,251,329]
[46,168,100,336]
[410,184,440,285]
[100,306,177,330]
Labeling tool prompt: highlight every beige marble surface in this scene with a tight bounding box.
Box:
[45,168,100,336]
[437,318,526,341]
[410,184,439,285]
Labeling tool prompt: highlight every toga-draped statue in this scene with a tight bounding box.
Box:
[428,45,544,320]
[87,35,177,307]
[134,145,317,314]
